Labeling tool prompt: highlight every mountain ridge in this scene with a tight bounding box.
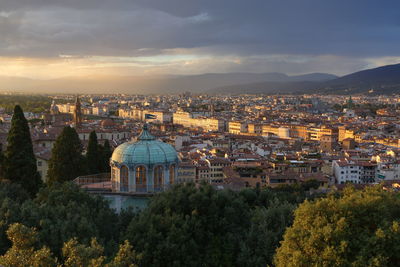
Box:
[0,72,337,94]
[211,63,400,95]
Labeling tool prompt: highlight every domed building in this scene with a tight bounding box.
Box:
[101,119,115,129]
[110,124,179,193]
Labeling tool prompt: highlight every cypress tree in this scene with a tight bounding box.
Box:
[47,126,85,184]
[100,139,112,173]
[2,105,42,196]
[86,130,99,174]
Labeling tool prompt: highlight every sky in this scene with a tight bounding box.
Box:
[1,0,400,79]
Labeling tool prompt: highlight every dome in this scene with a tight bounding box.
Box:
[111,124,178,166]
[101,119,115,128]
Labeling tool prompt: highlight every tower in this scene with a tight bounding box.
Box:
[209,102,215,117]
[347,96,354,109]
[49,100,59,115]
[74,95,83,127]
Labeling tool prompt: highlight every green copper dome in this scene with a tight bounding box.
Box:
[111,124,178,166]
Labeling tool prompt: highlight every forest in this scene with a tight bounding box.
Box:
[0,95,53,114]
[1,180,399,266]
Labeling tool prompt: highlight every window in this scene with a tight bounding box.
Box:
[37,161,42,167]
[120,166,129,192]
[136,166,147,192]
[154,166,164,190]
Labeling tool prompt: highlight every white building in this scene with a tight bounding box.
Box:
[333,159,377,184]
[376,162,400,181]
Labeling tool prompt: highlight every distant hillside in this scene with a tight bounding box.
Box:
[212,81,318,94]
[4,64,400,95]
[211,63,400,95]
[317,63,400,94]
[0,72,337,94]
[287,73,338,82]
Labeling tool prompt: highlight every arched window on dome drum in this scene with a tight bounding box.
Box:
[136,166,147,192]
[154,166,164,191]
[169,164,175,185]
[120,166,129,192]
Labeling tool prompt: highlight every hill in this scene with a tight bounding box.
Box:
[318,63,400,94]
[0,72,336,94]
[4,63,400,95]
[211,63,400,95]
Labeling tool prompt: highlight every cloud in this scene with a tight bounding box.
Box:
[0,0,399,77]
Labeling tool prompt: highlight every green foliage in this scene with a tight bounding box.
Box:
[22,183,122,257]
[0,183,28,255]
[0,182,136,260]
[0,223,56,267]
[0,181,30,203]
[0,176,324,266]
[108,240,140,267]
[87,131,100,174]
[99,139,112,173]
[2,105,42,196]
[300,179,321,191]
[62,237,105,267]
[126,183,299,267]
[0,223,140,267]
[85,134,113,175]
[0,95,52,114]
[237,202,295,266]
[275,186,400,267]
[47,126,86,184]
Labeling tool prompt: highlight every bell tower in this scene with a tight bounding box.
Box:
[74,95,83,127]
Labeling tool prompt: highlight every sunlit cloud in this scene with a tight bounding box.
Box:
[0,0,399,80]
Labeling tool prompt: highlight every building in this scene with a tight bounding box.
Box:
[177,162,196,183]
[173,111,225,132]
[248,123,263,135]
[43,100,72,124]
[342,138,356,150]
[119,108,172,123]
[205,157,231,183]
[92,105,109,116]
[333,159,377,184]
[261,125,290,139]
[73,95,83,127]
[34,148,51,181]
[228,121,247,134]
[339,126,355,142]
[110,124,179,193]
[320,135,337,152]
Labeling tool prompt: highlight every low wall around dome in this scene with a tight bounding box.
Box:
[101,193,150,213]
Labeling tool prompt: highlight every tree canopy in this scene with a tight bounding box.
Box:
[99,139,112,173]
[0,222,140,267]
[0,181,136,260]
[126,183,300,266]
[275,186,400,267]
[2,105,42,195]
[47,126,86,184]
[86,130,100,174]
[0,223,55,267]
[5,170,396,266]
